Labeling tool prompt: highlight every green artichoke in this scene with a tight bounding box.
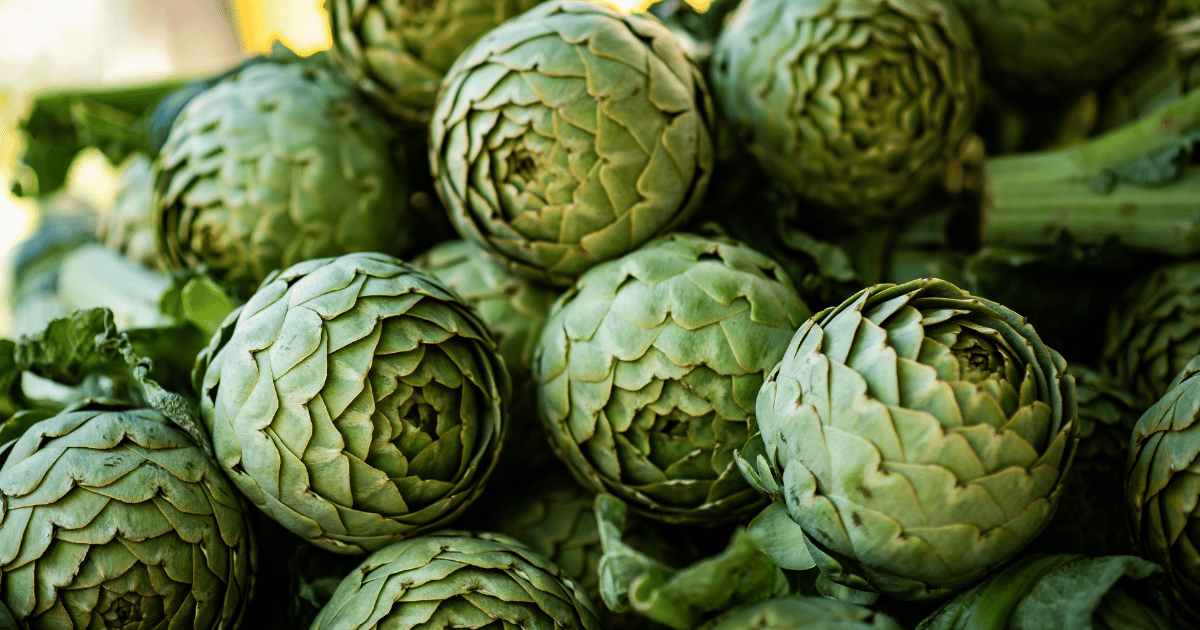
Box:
[429,0,715,285]
[916,554,1172,630]
[153,55,414,296]
[99,153,162,271]
[951,0,1167,95]
[696,597,903,630]
[194,252,510,554]
[1104,260,1200,407]
[739,277,1078,601]
[309,530,602,629]
[0,404,256,629]
[708,0,981,223]
[534,233,811,525]
[1126,353,1200,626]
[328,0,546,125]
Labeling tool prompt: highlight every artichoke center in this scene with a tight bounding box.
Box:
[399,390,439,438]
[953,346,1004,384]
[507,147,538,182]
[99,591,145,629]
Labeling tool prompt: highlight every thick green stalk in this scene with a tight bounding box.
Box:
[982,86,1200,254]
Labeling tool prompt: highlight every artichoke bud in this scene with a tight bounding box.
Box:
[328,0,548,126]
[152,54,416,297]
[952,0,1169,95]
[709,0,982,227]
[534,233,812,526]
[430,0,716,285]
[1104,259,1200,407]
[0,402,256,630]
[195,252,510,555]
[1126,353,1200,626]
[748,277,1078,602]
[309,530,603,630]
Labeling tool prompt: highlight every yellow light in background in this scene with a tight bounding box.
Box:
[226,0,712,55]
[231,0,333,55]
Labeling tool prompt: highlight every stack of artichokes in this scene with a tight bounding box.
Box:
[6,0,1200,628]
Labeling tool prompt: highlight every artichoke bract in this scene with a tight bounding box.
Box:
[951,0,1167,95]
[429,0,715,285]
[1126,353,1200,626]
[309,530,602,630]
[0,404,255,629]
[709,0,980,223]
[739,278,1078,601]
[534,233,812,526]
[1104,260,1200,407]
[153,56,413,295]
[696,597,903,630]
[328,0,546,125]
[194,252,509,554]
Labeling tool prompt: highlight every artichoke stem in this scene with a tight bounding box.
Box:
[981,86,1200,255]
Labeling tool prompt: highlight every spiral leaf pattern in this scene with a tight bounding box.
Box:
[1104,260,1200,408]
[196,252,509,554]
[1127,354,1200,626]
[710,0,980,219]
[535,233,811,525]
[310,531,602,630]
[154,60,411,292]
[328,0,547,124]
[745,278,1077,601]
[430,0,715,285]
[0,406,255,630]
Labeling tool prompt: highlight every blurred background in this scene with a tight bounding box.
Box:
[0,0,675,337]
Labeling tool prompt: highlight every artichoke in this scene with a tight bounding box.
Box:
[915,554,1172,630]
[952,0,1168,95]
[1104,260,1200,407]
[309,530,602,630]
[739,277,1078,601]
[534,233,811,526]
[327,0,546,125]
[1126,353,1200,626]
[708,0,981,224]
[194,252,510,554]
[153,55,414,296]
[696,597,903,630]
[0,404,256,629]
[429,0,715,285]
[99,153,162,270]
